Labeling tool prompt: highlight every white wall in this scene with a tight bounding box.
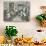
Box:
[0,0,46,40]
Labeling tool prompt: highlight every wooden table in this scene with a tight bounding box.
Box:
[14,43,46,46]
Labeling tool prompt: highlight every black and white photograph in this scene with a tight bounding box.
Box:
[4,1,30,22]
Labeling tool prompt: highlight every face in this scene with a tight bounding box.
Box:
[41,8,46,14]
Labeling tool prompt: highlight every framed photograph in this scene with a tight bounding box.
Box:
[4,1,30,22]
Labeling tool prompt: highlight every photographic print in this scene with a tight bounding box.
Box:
[4,1,30,22]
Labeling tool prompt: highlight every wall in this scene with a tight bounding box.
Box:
[0,0,46,41]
